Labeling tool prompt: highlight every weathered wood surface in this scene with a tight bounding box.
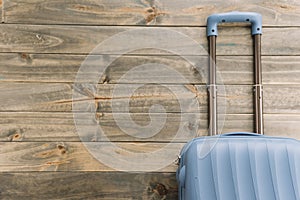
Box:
[0,114,299,173]
[0,25,300,55]
[0,83,243,113]
[0,0,2,23]
[263,85,300,114]
[3,0,300,26]
[264,114,300,139]
[1,83,300,114]
[0,83,231,113]
[1,1,300,199]
[0,172,178,199]
[1,53,300,84]
[0,112,254,142]
[261,56,300,84]
[1,112,300,142]
[0,141,184,172]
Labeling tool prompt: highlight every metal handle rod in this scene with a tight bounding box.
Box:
[254,34,264,134]
[208,36,217,136]
[207,34,264,136]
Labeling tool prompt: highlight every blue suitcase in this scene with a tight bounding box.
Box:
[177,12,300,200]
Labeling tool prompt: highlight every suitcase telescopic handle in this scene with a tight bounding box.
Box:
[207,11,262,36]
[207,11,264,136]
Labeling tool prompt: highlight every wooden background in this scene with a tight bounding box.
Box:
[1,0,300,199]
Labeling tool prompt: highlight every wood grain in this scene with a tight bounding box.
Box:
[0,114,299,173]
[262,56,300,84]
[0,172,178,199]
[1,82,299,114]
[0,53,208,84]
[1,53,300,84]
[3,0,300,26]
[0,141,183,172]
[0,0,2,23]
[264,85,300,114]
[264,114,300,139]
[0,83,253,113]
[0,25,300,55]
[2,112,300,141]
[0,112,255,142]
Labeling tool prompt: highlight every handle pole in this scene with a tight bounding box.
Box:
[207,12,264,135]
[208,36,217,136]
[254,34,264,134]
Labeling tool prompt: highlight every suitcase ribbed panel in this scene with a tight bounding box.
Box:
[229,141,256,200]
[181,136,300,200]
[196,145,217,199]
[267,141,297,199]
[248,141,276,200]
[211,142,236,200]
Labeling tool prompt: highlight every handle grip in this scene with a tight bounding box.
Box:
[221,132,263,137]
[207,11,262,36]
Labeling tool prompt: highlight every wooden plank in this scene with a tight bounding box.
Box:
[0,172,178,199]
[0,53,208,84]
[262,28,300,56]
[0,141,183,172]
[262,56,300,84]
[264,114,300,140]
[0,53,90,83]
[2,112,300,141]
[82,83,300,114]
[3,0,300,26]
[0,0,2,23]
[1,54,300,84]
[264,85,300,114]
[0,112,204,142]
[0,83,253,113]
[0,116,299,172]
[0,82,73,112]
[1,82,300,114]
[0,25,300,55]
[0,112,256,142]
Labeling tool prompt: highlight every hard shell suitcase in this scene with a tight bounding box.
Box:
[177,11,300,200]
[177,133,300,200]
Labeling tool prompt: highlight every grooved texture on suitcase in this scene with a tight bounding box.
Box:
[179,135,300,200]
